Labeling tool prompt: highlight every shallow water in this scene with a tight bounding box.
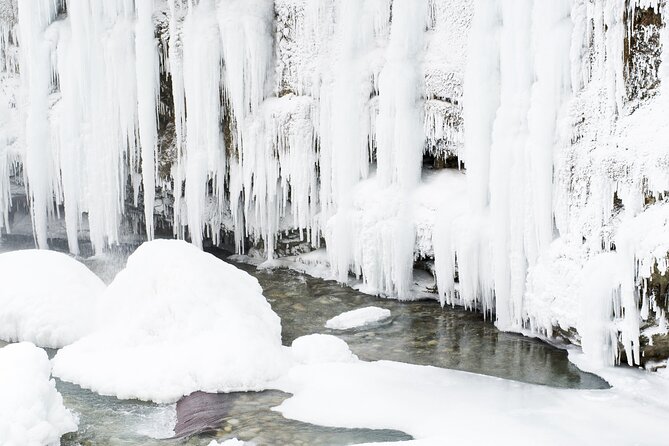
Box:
[0,236,607,445]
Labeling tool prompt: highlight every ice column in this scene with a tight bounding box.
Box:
[180,0,223,248]
[372,0,427,297]
[17,0,57,249]
[135,0,159,240]
[434,0,501,310]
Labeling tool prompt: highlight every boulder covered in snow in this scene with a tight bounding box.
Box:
[325,307,392,330]
[0,342,78,446]
[52,240,289,403]
[0,250,105,348]
[291,334,358,365]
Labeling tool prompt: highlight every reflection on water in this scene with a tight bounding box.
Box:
[222,254,606,390]
[0,236,607,446]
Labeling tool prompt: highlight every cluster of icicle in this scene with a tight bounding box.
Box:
[1,0,430,293]
[433,0,669,367]
[2,0,669,367]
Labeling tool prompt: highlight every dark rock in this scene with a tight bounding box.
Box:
[173,391,239,439]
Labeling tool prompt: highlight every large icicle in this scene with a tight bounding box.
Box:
[17,0,57,249]
[180,0,223,248]
[135,0,159,240]
[434,0,501,310]
[218,0,276,257]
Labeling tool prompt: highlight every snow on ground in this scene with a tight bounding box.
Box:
[271,357,669,446]
[52,240,290,403]
[325,307,392,330]
[0,342,78,446]
[0,249,105,348]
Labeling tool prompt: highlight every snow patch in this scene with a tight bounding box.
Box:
[325,307,391,330]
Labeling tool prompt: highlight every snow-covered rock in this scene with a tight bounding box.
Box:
[0,342,78,446]
[52,240,290,403]
[290,334,358,364]
[0,250,105,348]
[325,307,392,331]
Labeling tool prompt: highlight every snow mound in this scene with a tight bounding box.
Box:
[0,250,105,348]
[52,240,289,403]
[0,343,78,446]
[325,307,392,330]
[291,334,358,365]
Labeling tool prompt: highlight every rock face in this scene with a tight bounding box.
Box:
[1,1,669,366]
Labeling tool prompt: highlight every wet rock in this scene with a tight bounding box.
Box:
[174,392,238,439]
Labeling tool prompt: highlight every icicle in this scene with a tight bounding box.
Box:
[17,0,57,249]
[61,0,137,253]
[524,0,572,265]
[218,0,275,258]
[434,0,501,312]
[135,0,159,241]
[181,0,223,248]
[167,0,186,241]
[54,22,81,255]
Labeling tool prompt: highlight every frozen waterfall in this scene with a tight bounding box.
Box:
[1,0,669,367]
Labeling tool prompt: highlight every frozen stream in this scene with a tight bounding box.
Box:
[0,236,607,445]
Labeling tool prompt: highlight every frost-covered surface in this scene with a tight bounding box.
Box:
[0,342,78,446]
[325,307,392,330]
[272,356,669,446]
[0,249,104,348]
[52,240,289,403]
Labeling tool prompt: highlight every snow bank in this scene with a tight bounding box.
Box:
[273,359,669,446]
[290,334,358,365]
[0,342,77,446]
[0,250,105,348]
[52,240,289,403]
[325,307,392,330]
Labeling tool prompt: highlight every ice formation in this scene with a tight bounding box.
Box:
[1,0,669,366]
[0,342,78,446]
[0,249,105,348]
[52,240,289,403]
[325,307,392,330]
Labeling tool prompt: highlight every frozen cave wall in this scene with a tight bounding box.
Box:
[1,0,669,368]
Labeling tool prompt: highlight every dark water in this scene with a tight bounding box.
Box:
[0,235,607,446]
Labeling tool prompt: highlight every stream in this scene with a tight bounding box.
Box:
[0,236,607,445]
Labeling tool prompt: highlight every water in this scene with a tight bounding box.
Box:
[0,235,608,445]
